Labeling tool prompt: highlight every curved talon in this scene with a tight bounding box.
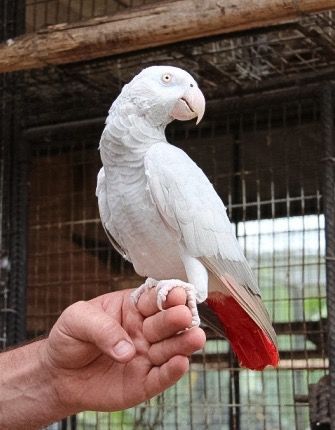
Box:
[156,290,167,310]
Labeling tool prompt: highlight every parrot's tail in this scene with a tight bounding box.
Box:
[206,276,279,371]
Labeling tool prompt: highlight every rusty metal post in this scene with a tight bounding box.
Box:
[0,0,27,348]
[321,83,335,429]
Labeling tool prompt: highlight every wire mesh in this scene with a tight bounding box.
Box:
[2,2,334,428]
[321,83,335,430]
[27,136,138,336]
[0,76,11,350]
[130,99,327,430]
[10,10,334,134]
[25,0,157,32]
[21,0,335,100]
[25,91,329,429]
[0,0,26,350]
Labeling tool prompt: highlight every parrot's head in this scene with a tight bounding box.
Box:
[119,65,205,127]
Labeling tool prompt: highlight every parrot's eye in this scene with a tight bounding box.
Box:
[161,73,172,83]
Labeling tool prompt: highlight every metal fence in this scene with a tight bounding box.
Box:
[0,0,27,349]
[24,89,332,430]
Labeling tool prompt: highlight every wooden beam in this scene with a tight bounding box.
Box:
[1,0,335,72]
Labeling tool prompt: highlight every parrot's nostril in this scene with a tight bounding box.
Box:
[190,83,194,87]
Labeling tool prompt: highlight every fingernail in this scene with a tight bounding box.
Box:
[113,340,134,358]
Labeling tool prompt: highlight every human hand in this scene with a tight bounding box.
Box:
[42,287,206,415]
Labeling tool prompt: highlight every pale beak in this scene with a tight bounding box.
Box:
[171,86,205,125]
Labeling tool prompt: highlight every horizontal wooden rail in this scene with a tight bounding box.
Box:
[1,0,335,72]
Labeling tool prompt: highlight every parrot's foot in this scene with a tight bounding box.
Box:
[131,278,200,327]
[156,279,200,327]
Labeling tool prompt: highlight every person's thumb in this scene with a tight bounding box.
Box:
[60,301,136,363]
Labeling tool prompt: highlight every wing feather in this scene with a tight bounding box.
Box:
[145,142,259,293]
[145,142,278,365]
[96,167,131,262]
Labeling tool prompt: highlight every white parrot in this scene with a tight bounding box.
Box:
[96,65,279,370]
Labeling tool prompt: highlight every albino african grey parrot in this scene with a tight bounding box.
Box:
[96,65,279,370]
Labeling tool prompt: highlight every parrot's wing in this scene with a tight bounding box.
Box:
[96,167,131,262]
[145,142,278,370]
[145,142,258,286]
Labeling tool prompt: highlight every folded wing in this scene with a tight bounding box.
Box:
[145,142,279,370]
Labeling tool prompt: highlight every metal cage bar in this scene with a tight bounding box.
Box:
[0,0,27,348]
[321,83,335,429]
[7,111,29,346]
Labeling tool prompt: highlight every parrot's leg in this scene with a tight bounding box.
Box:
[131,278,200,327]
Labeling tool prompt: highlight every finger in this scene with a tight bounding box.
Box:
[136,286,187,317]
[61,301,136,363]
[164,287,188,309]
[143,305,192,343]
[145,355,189,399]
[148,327,206,366]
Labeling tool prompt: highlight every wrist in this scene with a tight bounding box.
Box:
[37,338,79,419]
[0,339,74,429]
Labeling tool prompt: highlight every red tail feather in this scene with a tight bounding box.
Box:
[206,292,279,370]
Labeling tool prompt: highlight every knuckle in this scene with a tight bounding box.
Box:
[98,318,120,340]
[62,300,88,320]
[191,328,206,350]
[165,305,192,328]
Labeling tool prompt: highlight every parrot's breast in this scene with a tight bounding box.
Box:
[106,164,187,281]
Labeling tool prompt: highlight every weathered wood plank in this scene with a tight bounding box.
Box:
[1,0,335,73]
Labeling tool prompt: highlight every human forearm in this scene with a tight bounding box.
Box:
[0,339,71,430]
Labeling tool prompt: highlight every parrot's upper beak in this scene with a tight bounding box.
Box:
[171,86,205,125]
